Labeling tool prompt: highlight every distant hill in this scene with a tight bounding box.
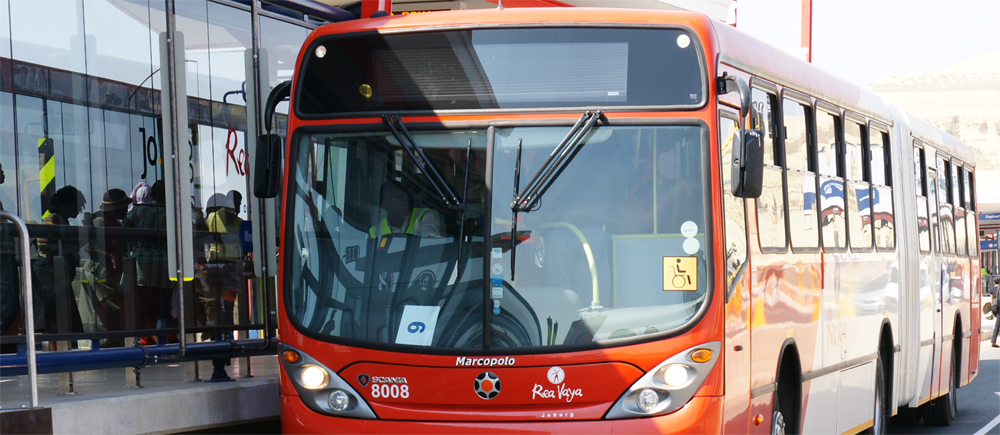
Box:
[870,52,1000,204]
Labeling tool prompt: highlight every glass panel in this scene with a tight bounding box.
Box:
[913,147,922,195]
[491,125,708,349]
[955,204,967,257]
[788,171,819,249]
[783,99,810,172]
[873,186,895,250]
[719,114,746,300]
[816,111,838,177]
[9,0,87,74]
[928,170,940,253]
[844,121,863,181]
[757,167,786,249]
[917,195,930,253]
[298,28,705,114]
[287,129,488,348]
[750,88,779,166]
[966,169,977,255]
[870,130,887,186]
[14,94,43,223]
[848,181,871,250]
[1,92,16,215]
[950,162,960,207]
[81,0,158,86]
[936,157,954,254]
[820,177,846,249]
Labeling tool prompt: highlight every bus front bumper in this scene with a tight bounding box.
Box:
[281,394,723,433]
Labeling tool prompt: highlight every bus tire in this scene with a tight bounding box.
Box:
[923,346,958,426]
[772,357,801,435]
[863,353,888,434]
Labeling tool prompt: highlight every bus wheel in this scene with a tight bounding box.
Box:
[864,354,887,434]
[923,348,958,426]
[772,371,799,435]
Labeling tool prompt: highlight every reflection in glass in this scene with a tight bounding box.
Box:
[820,177,846,249]
[783,100,810,172]
[816,112,838,177]
[287,130,488,348]
[719,115,746,300]
[873,186,895,250]
[493,125,708,348]
[789,172,819,249]
[848,181,872,250]
[757,167,786,249]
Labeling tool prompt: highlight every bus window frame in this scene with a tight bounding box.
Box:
[814,100,848,253]
[719,108,749,303]
[936,153,956,256]
[780,88,820,253]
[914,142,930,254]
[749,79,789,253]
[952,159,968,257]
[869,120,896,252]
[844,110,871,252]
[292,23,711,120]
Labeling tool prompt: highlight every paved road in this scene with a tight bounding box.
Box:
[889,339,1000,435]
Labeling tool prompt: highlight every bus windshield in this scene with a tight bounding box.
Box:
[285,124,710,351]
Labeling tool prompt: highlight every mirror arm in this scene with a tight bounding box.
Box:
[717,73,751,116]
[264,81,291,132]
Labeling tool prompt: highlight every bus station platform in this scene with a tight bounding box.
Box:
[0,356,279,434]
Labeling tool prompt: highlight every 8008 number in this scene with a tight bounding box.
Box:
[371,384,410,399]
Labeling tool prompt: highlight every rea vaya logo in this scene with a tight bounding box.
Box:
[532,366,584,403]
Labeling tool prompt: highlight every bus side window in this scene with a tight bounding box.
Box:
[965,168,977,256]
[751,87,787,251]
[816,107,846,251]
[845,118,871,251]
[953,161,968,256]
[914,144,930,253]
[870,128,894,251]
[937,154,955,254]
[719,111,748,302]
[782,96,819,251]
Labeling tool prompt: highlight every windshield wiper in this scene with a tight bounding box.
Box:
[383,115,463,209]
[511,111,602,212]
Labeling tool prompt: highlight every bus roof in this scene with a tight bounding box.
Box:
[302,7,974,164]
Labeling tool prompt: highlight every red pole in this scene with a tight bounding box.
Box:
[361,0,393,18]
[801,0,813,62]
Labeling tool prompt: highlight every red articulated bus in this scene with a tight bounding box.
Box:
[253,7,981,434]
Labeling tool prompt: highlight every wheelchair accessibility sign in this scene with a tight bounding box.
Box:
[662,257,697,291]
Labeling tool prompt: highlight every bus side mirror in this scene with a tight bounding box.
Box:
[253,81,291,199]
[731,129,763,198]
[254,133,282,198]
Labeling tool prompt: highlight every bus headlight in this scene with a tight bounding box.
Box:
[301,365,329,389]
[663,364,690,388]
[636,389,660,412]
[606,341,721,419]
[328,389,351,412]
[278,344,377,419]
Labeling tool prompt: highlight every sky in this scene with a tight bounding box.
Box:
[735,0,1000,87]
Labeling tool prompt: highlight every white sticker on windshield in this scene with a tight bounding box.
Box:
[683,238,700,255]
[680,221,698,238]
[395,305,441,346]
[492,247,503,258]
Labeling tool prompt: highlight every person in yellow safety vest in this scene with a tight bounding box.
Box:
[206,191,243,262]
[369,180,442,239]
[205,191,245,345]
